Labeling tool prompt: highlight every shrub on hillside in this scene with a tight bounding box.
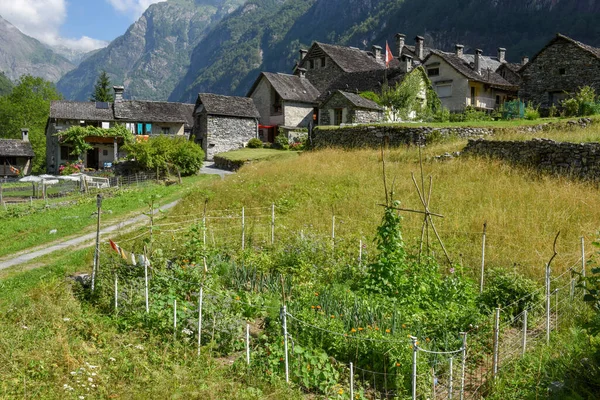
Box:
[247,138,263,148]
[122,136,204,176]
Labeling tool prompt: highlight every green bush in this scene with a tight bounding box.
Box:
[122,136,204,176]
[479,268,542,319]
[524,103,540,120]
[274,131,289,150]
[247,138,263,148]
[562,86,600,117]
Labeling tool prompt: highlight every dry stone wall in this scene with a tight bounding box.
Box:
[310,125,493,148]
[463,138,600,180]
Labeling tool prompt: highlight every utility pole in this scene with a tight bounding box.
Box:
[91,194,102,292]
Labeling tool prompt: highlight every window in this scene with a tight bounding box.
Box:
[103,149,108,156]
[470,87,476,106]
[272,92,282,115]
[320,57,326,68]
[101,122,110,129]
[60,146,74,161]
[427,68,440,77]
[135,123,152,135]
[309,59,314,69]
[435,84,452,98]
[559,68,566,75]
[162,127,170,135]
[495,95,501,106]
[334,108,343,125]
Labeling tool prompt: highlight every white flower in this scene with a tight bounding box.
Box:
[91,372,96,376]
[182,328,193,336]
[109,357,116,362]
[91,384,96,388]
[85,363,98,369]
[88,377,93,382]
[70,371,76,375]
[21,325,28,330]
[134,344,144,350]
[63,318,71,322]
[79,396,85,399]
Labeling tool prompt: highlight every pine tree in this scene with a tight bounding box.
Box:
[90,70,114,102]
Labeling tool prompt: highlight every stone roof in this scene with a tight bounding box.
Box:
[317,68,415,102]
[308,42,386,73]
[401,45,434,62]
[519,33,600,72]
[196,93,260,119]
[249,72,321,103]
[426,50,517,90]
[49,100,195,128]
[50,101,115,121]
[114,101,195,129]
[0,139,34,157]
[325,91,383,110]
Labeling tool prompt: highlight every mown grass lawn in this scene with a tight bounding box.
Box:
[0,175,215,258]
[216,148,300,162]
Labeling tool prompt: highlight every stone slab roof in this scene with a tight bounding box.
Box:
[50,101,114,121]
[250,72,321,103]
[50,100,195,128]
[401,45,434,62]
[0,139,34,157]
[311,42,385,73]
[196,93,260,119]
[114,101,195,129]
[519,33,600,73]
[317,68,412,102]
[426,50,517,90]
[336,91,383,110]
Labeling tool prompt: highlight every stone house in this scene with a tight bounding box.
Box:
[192,93,259,160]
[422,46,518,112]
[0,129,34,177]
[319,90,383,125]
[247,71,320,142]
[519,34,600,109]
[46,86,194,173]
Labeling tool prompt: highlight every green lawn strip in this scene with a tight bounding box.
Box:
[216,148,300,162]
[0,175,214,258]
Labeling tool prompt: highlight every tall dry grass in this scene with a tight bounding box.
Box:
[173,141,600,282]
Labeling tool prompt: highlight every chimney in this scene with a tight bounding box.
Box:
[474,49,482,75]
[113,86,124,102]
[401,54,413,73]
[455,44,464,57]
[372,45,382,62]
[299,49,308,62]
[296,67,307,79]
[521,56,529,65]
[497,47,506,63]
[21,128,29,142]
[415,36,425,60]
[395,33,406,57]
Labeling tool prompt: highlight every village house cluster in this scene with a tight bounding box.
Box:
[2,32,598,176]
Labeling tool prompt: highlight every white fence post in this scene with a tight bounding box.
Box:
[246,323,250,366]
[173,299,177,340]
[460,332,467,400]
[241,207,245,251]
[271,203,275,245]
[282,306,289,383]
[546,262,551,345]
[411,336,418,400]
[350,362,354,400]
[114,274,118,311]
[449,357,454,400]
[522,310,528,357]
[492,307,500,380]
[197,286,203,357]
[582,236,586,294]
[480,222,487,294]
[144,255,149,314]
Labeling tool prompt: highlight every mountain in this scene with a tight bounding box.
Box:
[170,0,600,101]
[56,0,245,101]
[0,15,74,83]
[0,71,12,96]
[50,45,105,66]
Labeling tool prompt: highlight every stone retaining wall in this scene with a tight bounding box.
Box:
[309,118,597,149]
[463,138,600,180]
[310,125,494,148]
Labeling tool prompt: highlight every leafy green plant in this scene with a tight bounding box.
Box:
[479,268,542,319]
[57,124,134,157]
[524,103,540,120]
[247,138,263,148]
[274,130,289,150]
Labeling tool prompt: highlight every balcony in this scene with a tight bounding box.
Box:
[470,96,497,110]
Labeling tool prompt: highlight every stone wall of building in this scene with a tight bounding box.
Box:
[205,115,257,160]
[310,125,493,148]
[463,138,600,180]
[355,110,383,124]
[519,39,600,108]
[319,92,383,126]
[284,101,314,127]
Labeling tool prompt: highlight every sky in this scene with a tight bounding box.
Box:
[0,0,165,52]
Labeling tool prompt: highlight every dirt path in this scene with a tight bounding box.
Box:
[0,199,180,271]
